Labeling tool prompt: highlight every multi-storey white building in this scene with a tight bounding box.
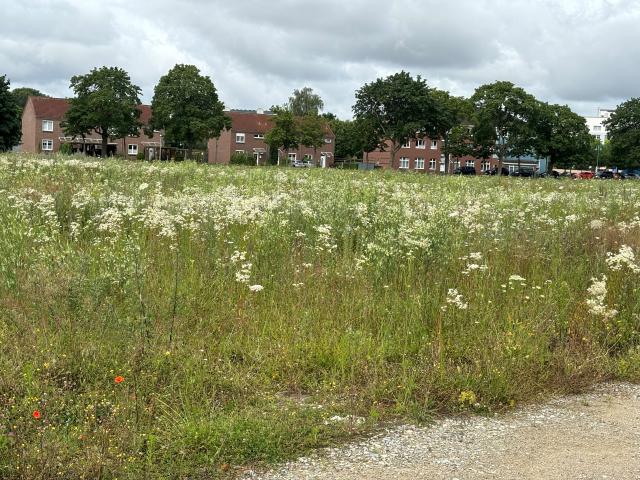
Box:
[584,108,615,144]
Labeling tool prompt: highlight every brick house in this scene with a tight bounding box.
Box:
[365,136,499,174]
[21,96,160,157]
[207,110,336,167]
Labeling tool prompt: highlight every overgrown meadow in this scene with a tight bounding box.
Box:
[1,154,639,478]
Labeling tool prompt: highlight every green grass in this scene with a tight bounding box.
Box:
[1,154,639,478]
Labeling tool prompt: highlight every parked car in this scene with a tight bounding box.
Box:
[510,168,535,177]
[453,166,477,175]
[576,171,594,179]
[292,160,314,168]
[596,170,617,180]
[484,167,510,176]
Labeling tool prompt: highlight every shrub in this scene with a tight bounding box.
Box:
[230,151,255,166]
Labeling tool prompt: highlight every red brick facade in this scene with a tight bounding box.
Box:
[20,97,159,157]
[208,111,336,167]
[365,137,499,174]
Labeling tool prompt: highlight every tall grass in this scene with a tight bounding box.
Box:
[1,154,639,478]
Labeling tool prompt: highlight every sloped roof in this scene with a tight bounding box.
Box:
[228,110,335,137]
[228,111,274,134]
[28,96,153,124]
[30,97,69,120]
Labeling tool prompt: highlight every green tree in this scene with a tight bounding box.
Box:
[264,107,299,165]
[0,75,21,151]
[470,81,538,175]
[534,103,592,170]
[11,87,47,117]
[431,90,472,173]
[288,87,324,116]
[64,66,142,157]
[149,64,229,158]
[353,71,438,167]
[604,98,640,168]
[298,114,325,164]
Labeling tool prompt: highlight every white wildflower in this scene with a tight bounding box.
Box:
[248,284,263,292]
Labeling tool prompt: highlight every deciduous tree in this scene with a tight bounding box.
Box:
[353,71,438,167]
[149,64,230,158]
[288,87,324,116]
[470,81,538,175]
[64,67,142,157]
[11,87,47,117]
[264,107,299,165]
[0,75,22,151]
[604,98,640,168]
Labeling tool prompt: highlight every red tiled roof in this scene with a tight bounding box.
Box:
[228,111,274,134]
[30,97,69,120]
[228,110,335,137]
[28,96,153,124]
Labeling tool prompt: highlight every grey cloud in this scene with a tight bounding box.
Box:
[2,0,640,119]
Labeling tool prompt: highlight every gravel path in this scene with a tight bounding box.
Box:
[243,383,640,480]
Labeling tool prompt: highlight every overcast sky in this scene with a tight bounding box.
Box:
[2,0,639,118]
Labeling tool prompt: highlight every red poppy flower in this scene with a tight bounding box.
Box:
[114,375,124,384]
[33,409,41,419]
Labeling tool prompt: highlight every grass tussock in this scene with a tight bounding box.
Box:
[0,154,639,478]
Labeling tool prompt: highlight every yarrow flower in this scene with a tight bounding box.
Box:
[606,245,640,273]
[248,284,264,292]
[443,288,468,310]
[586,275,617,320]
[114,375,124,384]
[508,274,526,282]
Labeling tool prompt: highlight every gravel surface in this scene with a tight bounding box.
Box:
[242,383,640,479]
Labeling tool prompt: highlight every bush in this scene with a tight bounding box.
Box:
[59,143,73,155]
[230,151,255,166]
[137,151,145,161]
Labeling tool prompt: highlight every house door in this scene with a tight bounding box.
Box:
[320,154,327,168]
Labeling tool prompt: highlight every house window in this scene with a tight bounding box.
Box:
[236,133,246,143]
[592,134,601,142]
[401,140,411,148]
[430,140,438,149]
[416,139,425,149]
[429,159,436,170]
[127,144,138,156]
[593,125,602,132]
[42,120,54,132]
[466,160,475,167]
[324,138,332,143]
[399,157,409,169]
[288,153,297,162]
[415,157,425,170]
[235,149,245,154]
[254,133,264,139]
[453,160,460,169]
[481,161,491,171]
[304,153,313,160]
[41,139,53,151]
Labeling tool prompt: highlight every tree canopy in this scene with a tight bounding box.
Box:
[11,87,47,117]
[353,71,438,165]
[604,98,640,168]
[470,81,538,173]
[533,103,592,169]
[64,66,142,156]
[149,64,229,155]
[264,107,299,164]
[0,75,22,151]
[288,87,324,116]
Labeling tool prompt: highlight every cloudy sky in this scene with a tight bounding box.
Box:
[2,0,639,118]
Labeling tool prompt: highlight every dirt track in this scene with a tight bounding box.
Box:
[244,383,640,480]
